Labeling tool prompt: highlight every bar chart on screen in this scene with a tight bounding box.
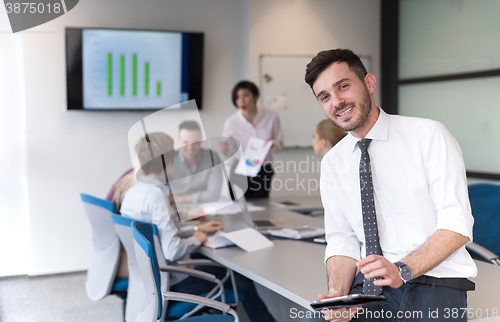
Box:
[82,29,185,109]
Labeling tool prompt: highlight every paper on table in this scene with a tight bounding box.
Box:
[204,228,274,252]
[234,137,273,177]
[202,201,265,216]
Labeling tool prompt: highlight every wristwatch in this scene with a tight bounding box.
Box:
[394,261,413,284]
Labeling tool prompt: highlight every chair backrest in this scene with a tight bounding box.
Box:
[112,215,169,322]
[132,221,164,322]
[468,183,500,254]
[81,193,121,301]
[111,214,145,322]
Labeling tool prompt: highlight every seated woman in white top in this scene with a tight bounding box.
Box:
[312,119,346,156]
[121,132,276,322]
[220,81,283,199]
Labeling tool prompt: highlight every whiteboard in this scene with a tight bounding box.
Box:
[259,54,370,148]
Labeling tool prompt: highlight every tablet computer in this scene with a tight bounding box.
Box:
[310,294,387,310]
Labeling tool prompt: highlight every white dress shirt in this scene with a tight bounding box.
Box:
[222,107,283,163]
[120,176,200,284]
[321,108,477,278]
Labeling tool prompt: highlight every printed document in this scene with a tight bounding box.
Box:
[234,137,273,177]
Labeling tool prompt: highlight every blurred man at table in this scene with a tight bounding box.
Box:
[170,120,223,205]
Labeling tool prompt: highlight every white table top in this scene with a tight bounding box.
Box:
[200,196,327,310]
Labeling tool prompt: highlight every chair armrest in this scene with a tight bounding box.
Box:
[466,242,500,265]
[177,259,225,268]
[163,291,239,322]
[159,265,218,282]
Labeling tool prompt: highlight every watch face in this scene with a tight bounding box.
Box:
[400,266,413,282]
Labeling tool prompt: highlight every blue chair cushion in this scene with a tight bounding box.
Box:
[181,315,235,322]
[112,278,129,292]
[166,290,244,318]
[468,184,500,255]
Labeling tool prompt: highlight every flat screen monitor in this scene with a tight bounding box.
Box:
[66,27,204,110]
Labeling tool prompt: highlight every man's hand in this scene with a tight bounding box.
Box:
[193,231,207,244]
[356,255,403,289]
[198,221,223,233]
[317,292,360,322]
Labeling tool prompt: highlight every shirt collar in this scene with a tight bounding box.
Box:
[347,106,389,152]
[177,149,202,164]
[237,106,261,124]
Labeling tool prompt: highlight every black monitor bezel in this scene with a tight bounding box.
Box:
[65,27,204,111]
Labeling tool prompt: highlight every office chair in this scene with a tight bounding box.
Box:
[111,215,234,321]
[111,214,151,322]
[465,183,500,265]
[132,221,239,322]
[81,194,128,316]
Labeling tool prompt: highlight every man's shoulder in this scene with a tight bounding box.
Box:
[388,113,443,132]
[198,147,221,162]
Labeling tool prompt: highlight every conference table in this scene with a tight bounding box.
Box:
[199,195,329,311]
[198,196,500,319]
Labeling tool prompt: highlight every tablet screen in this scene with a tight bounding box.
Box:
[310,294,387,310]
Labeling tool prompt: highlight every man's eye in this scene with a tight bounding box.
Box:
[320,95,329,102]
[340,84,349,90]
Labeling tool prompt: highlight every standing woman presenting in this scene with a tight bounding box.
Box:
[220,81,283,199]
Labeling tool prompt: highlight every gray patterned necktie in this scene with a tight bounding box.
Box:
[358,139,383,295]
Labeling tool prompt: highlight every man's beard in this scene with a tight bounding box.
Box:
[328,85,372,132]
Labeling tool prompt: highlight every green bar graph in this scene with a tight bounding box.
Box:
[105,54,160,98]
[144,62,149,96]
[120,55,125,96]
[132,54,137,96]
[107,53,112,96]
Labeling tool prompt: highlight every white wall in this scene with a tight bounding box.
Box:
[248,0,381,198]
[0,10,31,276]
[0,0,380,276]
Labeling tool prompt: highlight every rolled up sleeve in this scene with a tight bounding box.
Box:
[425,122,474,241]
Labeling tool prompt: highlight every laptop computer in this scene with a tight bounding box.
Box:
[237,194,293,229]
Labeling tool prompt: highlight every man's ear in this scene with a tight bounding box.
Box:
[364,73,377,94]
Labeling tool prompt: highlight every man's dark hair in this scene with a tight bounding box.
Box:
[231,81,259,107]
[179,120,201,132]
[305,49,367,91]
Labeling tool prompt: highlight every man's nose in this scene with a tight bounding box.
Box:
[331,94,345,110]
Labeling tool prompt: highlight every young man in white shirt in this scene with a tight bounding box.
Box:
[303,49,476,322]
